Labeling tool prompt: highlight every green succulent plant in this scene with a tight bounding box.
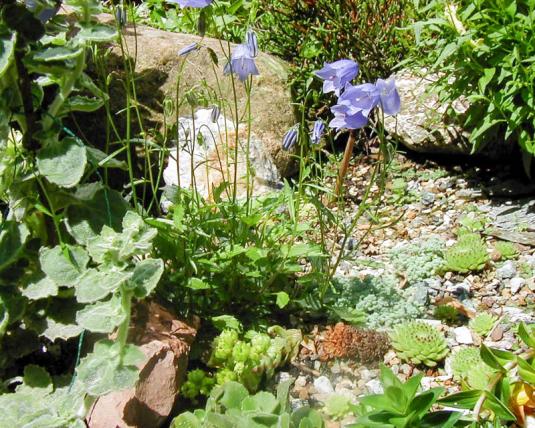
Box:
[466,362,496,390]
[443,233,489,273]
[390,321,449,367]
[450,347,482,380]
[494,241,519,261]
[433,305,460,325]
[469,313,498,337]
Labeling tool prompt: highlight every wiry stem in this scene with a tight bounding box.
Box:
[334,130,356,197]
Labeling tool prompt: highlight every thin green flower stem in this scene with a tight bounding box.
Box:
[334,129,356,198]
[34,173,65,249]
[117,289,133,362]
[245,77,253,212]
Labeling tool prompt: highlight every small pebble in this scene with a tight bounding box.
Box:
[313,376,334,394]
[496,261,516,280]
[509,277,525,294]
[454,326,474,345]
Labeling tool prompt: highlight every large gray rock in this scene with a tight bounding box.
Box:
[384,70,512,159]
[81,13,297,177]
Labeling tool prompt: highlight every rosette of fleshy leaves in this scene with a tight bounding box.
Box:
[443,233,489,273]
[469,312,498,337]
[390,321,449,367]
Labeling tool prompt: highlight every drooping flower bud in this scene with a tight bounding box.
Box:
[246,29,259,58]
[210,105,221,123]
[311,120,325,144]
[178,42,199,57]
[282,126,299,151]
[115,5,127,27]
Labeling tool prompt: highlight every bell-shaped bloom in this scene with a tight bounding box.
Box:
[315,59,359,95]
[223,44,259,82]
[115,6,127,27]
[167,0,213,7]
[376,77,401,116]
[329,83,380,130]
[246,29,259,58]
[210,105,221,123]
[311,120,325,144]
[282,126,299,151]
[178,42,199,57]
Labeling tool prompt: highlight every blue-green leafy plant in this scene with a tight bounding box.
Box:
[172,380,325,427]
[390,238,445,284]
[329,274,424,329]
[410,0,535,171]
[443,233,489,273]
[450,347,483,381]
[390,320,449,367]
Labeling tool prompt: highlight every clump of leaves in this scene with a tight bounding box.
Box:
[434,304,460,325]
[450,347,483,380]
[318,322,390,363]
[469,312,498,337]
[323,394,354,421]
[172,380,325,428]
[443,233,489,273]
[494,241,519,261]
[350,365,462,428]
[182,325,302,399]
[390,320,449,367]
[390,238,444,284]
[457,214,486,236]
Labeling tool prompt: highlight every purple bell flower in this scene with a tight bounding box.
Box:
[375,77,401,116]
[329,83,380,130]
[167,0,213,7]
[311,120,325,144]
[223,44,259,82]
[282,126,299,151]
[178,42,199,57]
[246,29,259,58]
[315,59,359,95]
[115,6,127,28]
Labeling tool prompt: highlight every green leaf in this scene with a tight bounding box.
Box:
[517,357,535,384]
[39,245,89,287]
[241,391,280,414]
[76,295,126,333]
[187,277,211,290]
[331,307,366,326]
[479,345,505,371]
[0,221,30,272]
[217,381,249,410]
[77,24,117,42]
[76,340,139,396]
[517,322,535,348]
[21,274,58,300]
[478,68,496,93]
[37,137,87,188]
[75,268,131,303]
[482,391,516,421]
[275,291,290,309]
[129,258,164,298]
[0,33,16,78]
[33,46,83,62]
[42,318,83,341]
[60,95,104,114]
[439,390,482,409]
[23,365,52,390]
[212,315,242,332]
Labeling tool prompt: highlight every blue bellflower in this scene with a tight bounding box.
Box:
[311,120,325,144]
[167,0,213,7]
[315,59,359,95]
[282,127,299,151]
[329,83,379,130]
[223,44,259,82]
[376,77,401,116]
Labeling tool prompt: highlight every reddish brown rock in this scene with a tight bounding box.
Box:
[86,301,199,428]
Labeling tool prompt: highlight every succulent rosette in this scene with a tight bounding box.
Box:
[390,321,449,367]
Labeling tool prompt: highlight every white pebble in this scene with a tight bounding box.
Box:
[454,326,474,345]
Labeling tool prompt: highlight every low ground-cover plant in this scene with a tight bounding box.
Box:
[173,380,325,427]
[443,233,489,273]
[410,0,535,172]
[469,312,498,337]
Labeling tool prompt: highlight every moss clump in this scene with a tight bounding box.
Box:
[390,321,449,367]
[469,312,497,337]
[433,305,460,325]
[443,233,489,273]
